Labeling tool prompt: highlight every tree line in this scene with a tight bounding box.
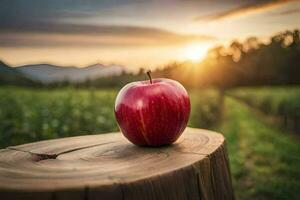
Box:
[79,29,299,89]
[2,29,299,89]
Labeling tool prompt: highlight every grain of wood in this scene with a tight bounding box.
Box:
[0,127,234,200]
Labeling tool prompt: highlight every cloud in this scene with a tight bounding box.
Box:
[0,0,215,48]
[272,8,300,15]
[194,0,296,21]
[0,23,215,47]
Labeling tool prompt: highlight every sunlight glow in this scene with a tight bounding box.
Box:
[183,43,210,62]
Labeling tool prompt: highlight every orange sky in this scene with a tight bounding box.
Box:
[0,0,299,71]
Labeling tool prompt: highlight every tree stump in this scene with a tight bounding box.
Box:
[0,127,234,200]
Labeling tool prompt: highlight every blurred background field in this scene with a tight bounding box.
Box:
[0,86,299,200]
[0,87,221,148]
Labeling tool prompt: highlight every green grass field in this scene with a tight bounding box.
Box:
[220,97,300,200]
[229,87,300,118]
[0,87,118,147]
[0,87,222,148]
[0,86,299,199]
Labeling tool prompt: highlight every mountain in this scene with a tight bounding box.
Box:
[16,63,124,83]
[0,61,37,86]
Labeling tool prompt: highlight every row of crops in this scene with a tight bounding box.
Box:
[229,87,300,132]
[0,87,222,148]
[1,86,299,148]
[0,87,118,148]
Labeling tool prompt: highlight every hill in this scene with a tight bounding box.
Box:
[0,61,37,86]
[17,63,124,83]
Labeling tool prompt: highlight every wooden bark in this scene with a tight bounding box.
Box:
[0,127,234,200]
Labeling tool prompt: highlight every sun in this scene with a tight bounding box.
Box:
[183,43,209,62]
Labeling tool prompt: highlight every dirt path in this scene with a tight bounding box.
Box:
[219,97,300,200]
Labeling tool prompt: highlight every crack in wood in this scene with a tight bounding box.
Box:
[7,147,58,161]
[56,141,116,156]
[7,141,116,161]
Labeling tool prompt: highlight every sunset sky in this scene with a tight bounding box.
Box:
[0,0,300,70]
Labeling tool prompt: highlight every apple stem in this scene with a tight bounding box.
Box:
[147,70,153,84]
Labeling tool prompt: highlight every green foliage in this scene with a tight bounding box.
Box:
[188,89,222,129]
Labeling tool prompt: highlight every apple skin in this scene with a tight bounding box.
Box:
[114,78,190,146]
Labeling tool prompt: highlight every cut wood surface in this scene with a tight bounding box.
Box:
[0,127,234,200]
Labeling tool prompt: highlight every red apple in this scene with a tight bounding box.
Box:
[114,71,190,146]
